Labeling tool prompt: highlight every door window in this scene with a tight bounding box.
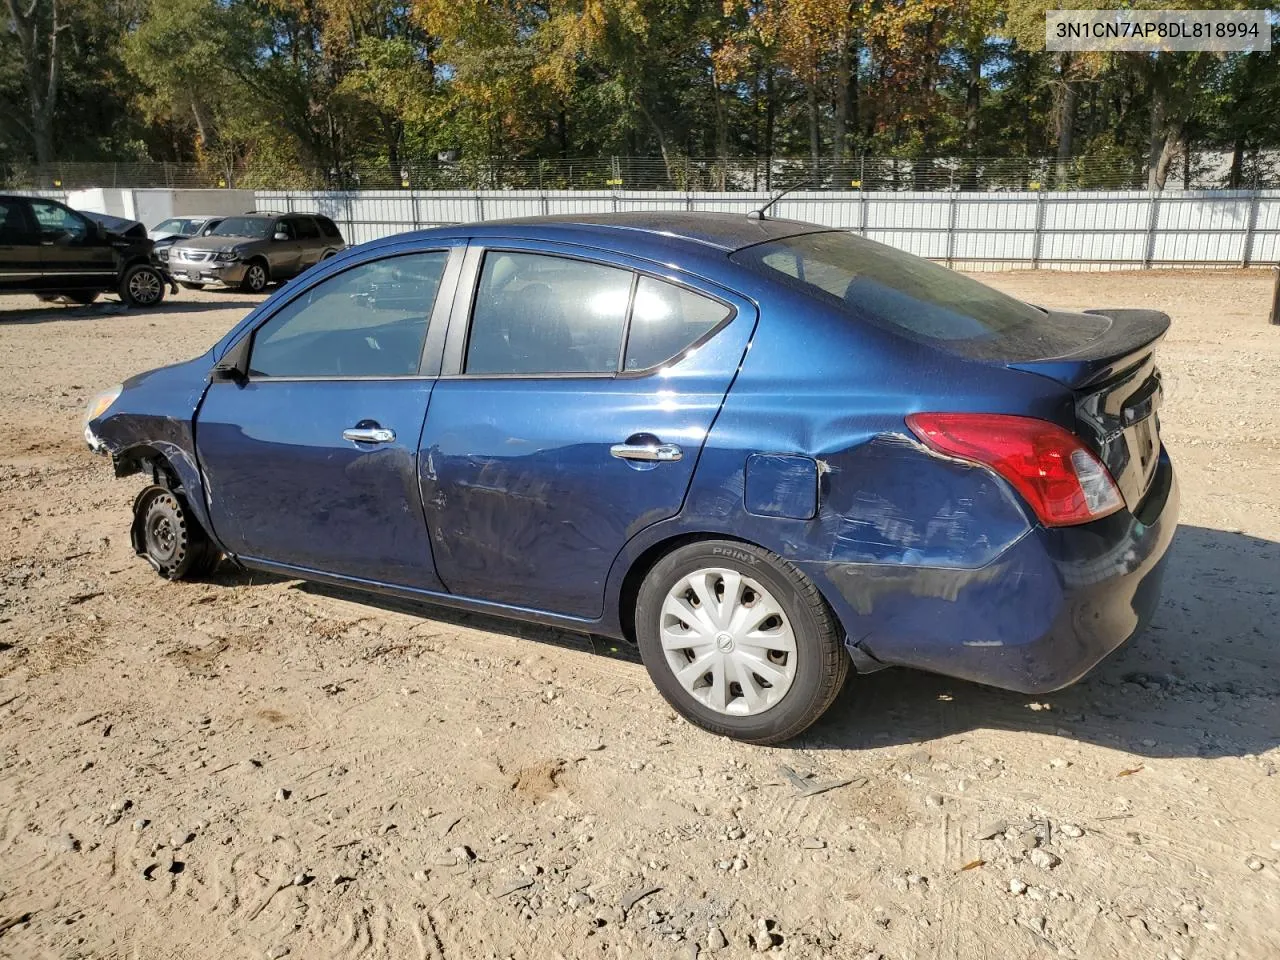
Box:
[624,277,733,371]
[292,217,320,240]
[0,198,33,242]
[465,251,632,375]
[316,216,343,240]
[30,200,89,242]
[248,252,448,378]
[273,219,295,240]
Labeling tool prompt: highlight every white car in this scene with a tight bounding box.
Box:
[148,216,225,243]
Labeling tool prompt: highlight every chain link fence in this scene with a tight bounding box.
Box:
[5,152,1279,192]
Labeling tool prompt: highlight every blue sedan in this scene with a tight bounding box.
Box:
[83,213,1178,743]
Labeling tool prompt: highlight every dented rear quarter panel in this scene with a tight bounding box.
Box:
[603,274,1083,670]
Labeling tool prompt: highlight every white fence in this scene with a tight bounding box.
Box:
[233,189,1280,270]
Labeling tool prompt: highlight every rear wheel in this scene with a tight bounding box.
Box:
[120,264,165,307]
[239,260,268,294]
[634,540,849,744]
[133,486,218,581]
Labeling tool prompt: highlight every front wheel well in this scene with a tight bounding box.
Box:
[617,532,772,644]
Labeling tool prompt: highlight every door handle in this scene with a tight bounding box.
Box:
[610,441,683,462]
[342,426,395,444]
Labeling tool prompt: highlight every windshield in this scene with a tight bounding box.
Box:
[153,218,200,235]
[211,217,270,239]
[731,231,1110,361]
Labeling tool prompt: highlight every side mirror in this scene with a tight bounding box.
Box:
[211,336,250,384]
[273,231,289,241]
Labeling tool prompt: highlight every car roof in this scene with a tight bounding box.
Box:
[471,212,828,253]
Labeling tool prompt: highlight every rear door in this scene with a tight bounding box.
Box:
[29,198,115,291]
[0,198,41,291]
[419,241,756,618]
[195,245,463,588]
[291,216,326,272]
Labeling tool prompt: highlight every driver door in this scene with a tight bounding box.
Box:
[29,199,114,291]
[195,244,462,589]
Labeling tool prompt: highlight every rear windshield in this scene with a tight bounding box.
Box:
[731,231,1109,361]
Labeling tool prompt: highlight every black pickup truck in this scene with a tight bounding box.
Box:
[0,194,173,307]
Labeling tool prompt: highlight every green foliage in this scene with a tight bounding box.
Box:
[1,0,1278,187]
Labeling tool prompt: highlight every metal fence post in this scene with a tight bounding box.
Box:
[1031,191,1047,269]
[859,188,868,237]
[1143,191,1161,269]
[945,193,958,268]
[1243,190,1261,267]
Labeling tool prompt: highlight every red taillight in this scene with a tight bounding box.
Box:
[906,412,1124,527]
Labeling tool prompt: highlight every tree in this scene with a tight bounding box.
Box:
[4,0,70,163]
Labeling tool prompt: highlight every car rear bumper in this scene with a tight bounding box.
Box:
[801,449,1179,694]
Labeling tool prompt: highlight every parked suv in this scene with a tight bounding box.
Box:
[168,212,345,293]
[0,194,170,307]
[149,215,225,279]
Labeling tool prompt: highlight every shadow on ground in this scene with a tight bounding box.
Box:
[0,295,259,325]
[212,524,1279,761]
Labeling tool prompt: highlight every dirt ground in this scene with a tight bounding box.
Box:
[1,269,1278,960]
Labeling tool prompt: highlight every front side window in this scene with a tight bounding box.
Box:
[465,252,632,375]
[30,200,89,242]
[249,252,449,378]
[624,277,732,371]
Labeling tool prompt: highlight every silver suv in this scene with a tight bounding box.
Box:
[168,212,345,293]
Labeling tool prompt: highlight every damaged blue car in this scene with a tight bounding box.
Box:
[84,213,1178,743]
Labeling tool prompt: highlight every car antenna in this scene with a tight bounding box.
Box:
[747,180,810,221]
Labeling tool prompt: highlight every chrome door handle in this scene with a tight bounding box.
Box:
[342,426,395,444]
[610,441,683,462]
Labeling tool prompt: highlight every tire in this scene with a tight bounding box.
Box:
[119,264,166,308]
[239,260,269,294]
[634,540,849,744]
[179,281,205,290]
[133,486,218,581]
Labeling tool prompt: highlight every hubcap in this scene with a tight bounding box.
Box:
[659,567,797,716]
[248,266,265,289]
[129,269,161,304]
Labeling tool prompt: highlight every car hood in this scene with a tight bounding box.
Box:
[175,236,260,254]
[85,212,148,241]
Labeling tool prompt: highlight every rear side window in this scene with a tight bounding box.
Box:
[625,277,731,371]
[466,252,632,375]
[732,231,1108,361]
[292,217,320,240]
[249,252,448,378]
[316,216,342,239]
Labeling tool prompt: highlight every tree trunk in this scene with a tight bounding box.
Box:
[763,66,775,191]
[1153,122,1182,191]
[5,0,64,165]
[1053,53,1077,187]
[1147,81,1167,191]
[1228,136,1246,188]
[832,32,852,168]
[807,77,821,185]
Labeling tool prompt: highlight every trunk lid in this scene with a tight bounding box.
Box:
[1011,308,1170,511]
